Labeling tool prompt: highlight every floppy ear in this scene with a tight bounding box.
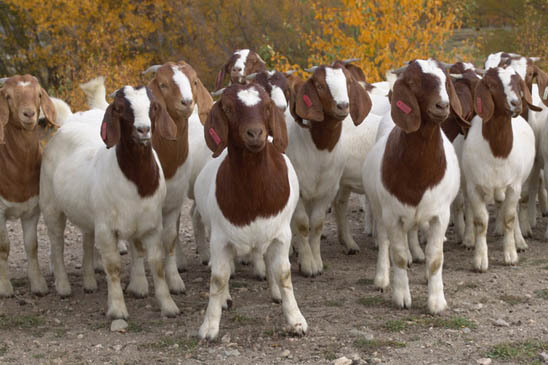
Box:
[446,77,470,129]
[0,89,8,144]
[474,80,494,121]
[268,100,288,153]
[295,78,324,122]
[100,103,121,148]
[195,78,213,125]
[348,79,371,126]
[533,65,548,107]
[153,103,177,141]
[390,78,421,133]
[520,78,542,112]
[344,63,366,83]
[40,87,58,128]
[215,55,236,91]
[204,101,229,157]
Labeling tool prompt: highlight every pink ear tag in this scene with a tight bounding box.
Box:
[303,94,313,108]
[476,97,483,114]
[396,100,412,114]
[101,121,107,141]
[209,128,221,145]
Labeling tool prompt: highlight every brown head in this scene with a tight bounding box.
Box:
[204,83,287,158]
[524,58,548,107]
[0,75,57,143]
[247,70,291,112]
[390,59,465,133]
[474,67,541,122]
[101,85,177,149]
[144,61,213,126]
[291,65,371,126]
[215,49,267,90]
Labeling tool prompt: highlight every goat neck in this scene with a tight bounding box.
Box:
[0,123,41,202]
[307,115,344,151]
[482,106,513,159]
[216,141,290,227]
[381,120,447,207]
[151,111,189,180]
[117,124,160,197]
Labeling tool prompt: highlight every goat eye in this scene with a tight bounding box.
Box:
[160,83,167,89]
[194,80,198,86]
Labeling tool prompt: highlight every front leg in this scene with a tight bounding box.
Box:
[192,203,210,266]
[425,214,448,314]
[21,209,48,295]
[162,209,186,294]
[95,227,128,319]
[291,200,318,277]
[501,187,520,265]
[126,239,149,298]
[199,231,233,340]
[309,196,335,274]
[0,214,13,297]
[374,222,390,291]
[81,231,97,293]
[334,187,360,254]
[467,186,489,272]
[266,229,307,336]
[388,223,411,309]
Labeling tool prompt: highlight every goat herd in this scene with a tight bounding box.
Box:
[0,49,547,341]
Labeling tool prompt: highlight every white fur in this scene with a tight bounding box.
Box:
[270,85,287,110]
[234,49,250,74]
[325,67,349,105]
[172,66,193,104]
[237,87,261,106]
[39,105,179,319]
[123,87,151,135]
[194,147,307,340]
[17,81,30,87]
[416,59,449,104]
[80,76,109,110]
[40,97,72,126]
[498,68,520,111]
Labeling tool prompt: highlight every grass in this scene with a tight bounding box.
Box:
[461,282,479,289]
[230,313,258,325]
[353,339,406,353]
[487,340,548,364]
[499,295,528,306]
[322,343,339,361]
[138,337,199,352]
[127,321,145,333]
[535,289,548,300]
[356,278,374,286]
[381,316,476,332]
[230,281,247,288]
[0,343,7,356]
[357,296,386,307]
[428,317,477,329]
[325,299,344,307]
[383,319,409,332]
[0,314,44,330]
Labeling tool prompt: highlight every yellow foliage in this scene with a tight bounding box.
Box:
[306,0,467,82]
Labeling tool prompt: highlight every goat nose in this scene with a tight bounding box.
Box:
[23,110,35,118]
[336,102,349,111]
[436,101,449,110]
[510,99,520,108]
[181,98,192,106]
[246,128,263,140]
[137,126,150,135]
[233,67,242,73]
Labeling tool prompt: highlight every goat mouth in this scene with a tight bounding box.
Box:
[245,142,265,152]
[21,121,37,130]
[427,111,449,123]
[333,111,349,120]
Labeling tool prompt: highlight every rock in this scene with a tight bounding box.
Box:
[539,352,548,363]
[193,277,203,283]
[145,304,152,310]
[53,318,61,325]
[224,349,240,357]
[113,344,123,352]
[349,329,374,341]
[221,334,231,344]
[95,344,103,349]
[334,356,352,365]
[165,331,174,336]
[281,350,291,358]
[476,358,492,365]
[371,358,382,364]
[493,318,510,327]
[110,319,128,333]
[77,334,84,339]
[463,327,471,334]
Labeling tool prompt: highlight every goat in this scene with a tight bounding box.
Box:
[461,67,537,272]
[0,75,57,297]
[194,83,307,340]
[39,85,179,319]
[363,59,463,313]
[215,49,266,90]
[80,76,109,110]
[287,64,371,276]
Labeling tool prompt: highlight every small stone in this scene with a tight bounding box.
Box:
[463,327,471,334]
[349,329,374,341]
[281,350,291,358]
[493,318,510,327]
[221,334,231,344]
[200,292,209,299]
[525,294,532,299]
[113,345,122,352]
[77,334,84,339]
[173,344,179,348]
[165,331,174,336]
[476,358,492,365]
[110,319,128,333]
[145,304,152,310]
[539,351,548,363]
[95,344,103,349]
[193,277,203,283]
[224,349,240,357]
[53,318,61,325]
[371,358,382,364]
[349,287,356,291]
[334,356,352,365]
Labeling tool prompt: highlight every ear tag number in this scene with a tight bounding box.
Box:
[209,128,221,145]
[476,97,483,114]
[303,95,313,108]
[396,100,412,114]
[543,87,548,100]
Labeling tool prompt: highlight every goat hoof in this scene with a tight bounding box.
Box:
[345,248,360,255]
[225,299,233,310]
[272,297,282,304]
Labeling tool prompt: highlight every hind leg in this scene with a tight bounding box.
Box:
[21,209,48,295]
[82,230,97,293]
[0,214,13,297]
[334,187,360,254]
[44,210,71,297]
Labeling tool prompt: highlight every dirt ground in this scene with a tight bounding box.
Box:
[1,197,548,365]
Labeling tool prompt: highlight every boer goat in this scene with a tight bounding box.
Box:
[0,75,57,297]
[40,86,179,319]
[194,83,307,340]
[363,59,463,314]
[215,49,266,90]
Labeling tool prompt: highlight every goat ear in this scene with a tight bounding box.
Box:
[100,103,121,148]
[348,79,371,126]
[391,78,420,133]
[344,63,366,83]
[195,78,213,125]
[474,80,494,121]
[533,65,548,107]
[0,90,8,144]
[520,78,542,112]
[295,78,324,122]
[268,100,289,153]
[40,87,58,128]
[154,104,177,141]
[204,101,228,157]
[215,56,235,91]
[446,77,470,129]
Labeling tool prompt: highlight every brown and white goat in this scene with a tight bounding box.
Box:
[363,59,463,313]
[215,49,266,90]
[0,75,57,297]
[194,83,307,340]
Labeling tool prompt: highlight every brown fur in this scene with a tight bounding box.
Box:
[0,75,57,202]
[206,84,290,226]
[215,50,266,90]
